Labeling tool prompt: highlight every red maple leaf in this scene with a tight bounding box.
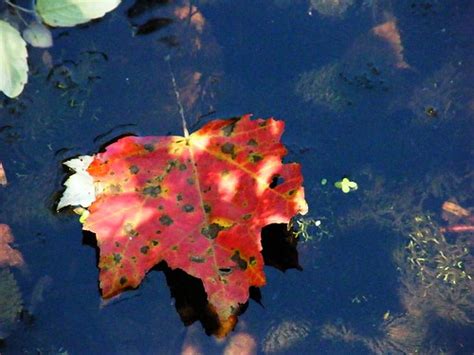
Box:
[61,115,307,328]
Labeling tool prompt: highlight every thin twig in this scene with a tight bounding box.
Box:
[5,0,35,14]
[165,54,189,138]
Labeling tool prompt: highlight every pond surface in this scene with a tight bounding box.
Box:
[1,0,473,353]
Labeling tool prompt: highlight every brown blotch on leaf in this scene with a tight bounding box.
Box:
[187,178,195,185]
[119,276,127,285]
[182,204,194,213]
[159,215,173,226]
[129,165,140,174]
[151,240,159,246]
[201,223,224,240]
[124,223,139,237]
[249,256,257,266]
[247,138,258,146]
[221,118,239,136]
[113,253,122,264]
[221,142,236,159]
[144,143,155,152]
[140,246,149,254]
[178,163,187,171]
[231,251,248,271]
[249,153,263,163]
[176,193,183,201]
[143,185,161,197]
[203,203,211,213]
[242,213,251,221]
[190,255,205,263]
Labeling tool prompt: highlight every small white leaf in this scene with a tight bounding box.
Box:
[0,20,28,98]
[23,22,53,48]
[57,155,95,211]
[36,0,121,27]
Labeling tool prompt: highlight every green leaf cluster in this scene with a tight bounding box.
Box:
[0,0,121,98]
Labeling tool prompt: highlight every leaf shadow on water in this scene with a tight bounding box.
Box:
[81,223,301,336]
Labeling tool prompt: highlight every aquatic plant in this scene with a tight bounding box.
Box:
[309,0,354,17]
[409,62,470,126]
[0,268,23,340]
[0,0,121,98]
[295,63,351,111]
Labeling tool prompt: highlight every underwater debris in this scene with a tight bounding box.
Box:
[309,0,354,17]
[262,320,311,353]
[409,62,470,126]
[295,63,351,111]
[0,268,23,340]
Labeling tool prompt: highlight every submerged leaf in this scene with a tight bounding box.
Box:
[59,115,307,326]
[0,224,24,268]
[36,0,121,27]
[23,21,53,48]
[0,20,28,98]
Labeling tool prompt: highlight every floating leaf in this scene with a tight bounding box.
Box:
[23,21,53,48]
[36,0,121,27]
[0,162,7,186]
[59,115,308,327]
[0,224,24,268]
[0,20,28,98]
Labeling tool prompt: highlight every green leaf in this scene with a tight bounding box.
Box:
[335,177,358,193]
[36,0,121,27]
[0,21,28,98]
[23,22,53,48]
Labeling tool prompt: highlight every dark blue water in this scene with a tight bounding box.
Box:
[1,0,473,353]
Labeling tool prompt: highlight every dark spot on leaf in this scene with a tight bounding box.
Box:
[151,240,159,246]
[203,204,211,213]
[176,193,183,201]
[143,185,161,197]
[178,163,187,170]
[190,255,205,263]
[131,256,137,262]
[242,213,251,220]
[182,204,194,213]
[124,223,139,237]
[144,143,155,152]
[115,242,120,247]
[158,205,164,210]
[119,276,127,285]
[172,245,178,251]
[288,189,296,195]
[201,223,224,239]
[221,142,236,159]
[203,186,211,193]
[218,267,232,276]
[159,215,173,226]
[247,138,258,146]
[231,251,248,270]
[113,253,122,264]
[187,178,195,185]
[259,121,267,127]
[165,160,177,173]
[140,246,149,254]
[129,165,139,174]
[221,118,239,136]
[249,153,263,163]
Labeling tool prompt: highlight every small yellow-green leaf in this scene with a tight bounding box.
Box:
[36,0,121,27]
[0,20,28,98]
[335,177,358,193]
